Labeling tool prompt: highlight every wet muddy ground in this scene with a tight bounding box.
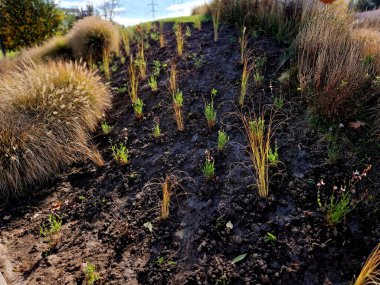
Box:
[0,22,379,285]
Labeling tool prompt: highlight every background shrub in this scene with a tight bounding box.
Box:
[0,0,63,52]
[204,0,318,40]
[68,16,120,66]
[0,60,111,195]
[297,3,380,119]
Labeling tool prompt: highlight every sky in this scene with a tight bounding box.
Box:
[57,0,210,26]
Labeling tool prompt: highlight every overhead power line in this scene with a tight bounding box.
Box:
[148,0,158,20]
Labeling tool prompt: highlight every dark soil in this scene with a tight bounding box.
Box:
[0,21,379,285]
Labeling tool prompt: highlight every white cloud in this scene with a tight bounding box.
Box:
[166,0,210,18]
[114,16,146,27]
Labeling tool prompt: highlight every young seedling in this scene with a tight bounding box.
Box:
[148,76,158,92]
[111,142,129,165]
[354,243,380,285]
[185,26,192,37]
[239,27,248,64]
[274,96,284,109]
[173,90,184,131]
[205,88,217,128]
[268,144,279,164]
[133,98,144,120]
[217,130,229,152]
[254,71,264,87]
[101,122,113,135]
[40,214,62,246]
[82,262,100,285]
[128,56,138,104]
[211,0,221,42]
[193,16,202,31]
[159,22,165,48]
[152,60,161,77]
[264,232,277,243]
[202,150,215,180]
[241,111,273,198]
[161,176,171,220]
[239,56,254,106]
[153,118,161,138]
[174,23,184,56]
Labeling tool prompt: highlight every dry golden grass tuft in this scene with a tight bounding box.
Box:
[68,16,120,67]
[354,243,380,285]
[0,60,111,195]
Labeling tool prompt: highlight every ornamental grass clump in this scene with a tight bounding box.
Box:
[0,60,111,195]
[354,243,380,285]
[68,16,120,68]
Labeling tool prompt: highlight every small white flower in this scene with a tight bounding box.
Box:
[340,186,346,192]
[333,186,338,191]
[320,179,325,186]
[353,170,360,176]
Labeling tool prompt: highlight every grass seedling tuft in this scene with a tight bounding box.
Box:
[152,60,161,77]
[193,16,202,31]
[205,102,217,128]
[241,110,273,198]
[148,76,158,92]
[169,63,177,93]
[354,243,380,285]
[128,56,139,104]
[136,41,147,79]
[185,26,192,37]
[111,142,129,165]
[239,27,248,64]
[239,56,254,106]
[202,150,215,180]
[174,23,185,56]
[133,98,144,120]
[159,22,165,48]
[153,117,161,138]
[211,0,221,42]
[121,29,131,57]
[161,176,172,219]
[40,214,62,246]
[101,122,113,135]
[217,130,229,152]
[83,262,100,285]
[173,90,184,131]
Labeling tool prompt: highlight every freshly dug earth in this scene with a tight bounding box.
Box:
[0,22,379,285]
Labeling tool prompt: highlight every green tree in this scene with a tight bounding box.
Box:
[0,0,63,53]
